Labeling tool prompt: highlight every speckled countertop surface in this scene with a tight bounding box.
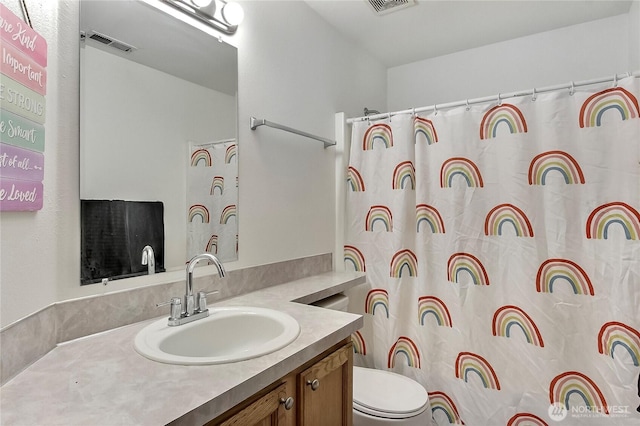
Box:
[0,271,365,426]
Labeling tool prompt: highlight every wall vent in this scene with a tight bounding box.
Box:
[366,0,416,15]
[87,30,136,53]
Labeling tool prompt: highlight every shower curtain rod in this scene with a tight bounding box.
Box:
[346,70,640,124]
[194,138,236,148]
[250,117,336,149]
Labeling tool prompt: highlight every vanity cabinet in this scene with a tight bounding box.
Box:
[209,339,353,426]
[297,341,353,425]
[217,378,295,426]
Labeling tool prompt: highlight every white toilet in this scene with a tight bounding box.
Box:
[312,294,434,425]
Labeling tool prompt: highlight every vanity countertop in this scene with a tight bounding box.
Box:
[0,271,365,426]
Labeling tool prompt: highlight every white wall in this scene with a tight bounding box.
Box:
[0,0,387,327]
[80,45,236,270]
[230,0,387,270]
[0,0,78,327]
[631,1,640,70]
[388,14,633,110]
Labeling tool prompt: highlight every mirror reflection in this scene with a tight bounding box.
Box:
[79,0,238,285]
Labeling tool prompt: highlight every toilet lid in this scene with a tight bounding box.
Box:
[353,367,429,419]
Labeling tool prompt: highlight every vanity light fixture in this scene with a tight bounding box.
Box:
[163,0,244,34]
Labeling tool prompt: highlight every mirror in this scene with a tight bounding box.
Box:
[79,0,238,285]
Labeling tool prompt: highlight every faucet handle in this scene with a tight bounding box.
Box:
[197,290,219,312]
[186,294,196,316]
[156,297,182,320]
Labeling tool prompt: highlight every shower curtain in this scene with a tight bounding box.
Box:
[345,76,640,425]
[187,140,238,262]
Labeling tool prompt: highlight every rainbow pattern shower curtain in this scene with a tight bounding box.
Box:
[187,141,238,263]
[345,76,640,425]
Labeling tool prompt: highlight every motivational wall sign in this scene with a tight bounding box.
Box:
[0,3,47,211]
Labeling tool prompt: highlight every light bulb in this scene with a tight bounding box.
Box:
[222,2,244,26]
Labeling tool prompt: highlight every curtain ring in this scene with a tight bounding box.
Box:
[497,93,502,106]
[531,88,537,102]
[411,107,416,117]
[569,81,575,96]
[387,112,392,122]
[465,99,470,111]
[433,104,438,116]
[613,74,618,87]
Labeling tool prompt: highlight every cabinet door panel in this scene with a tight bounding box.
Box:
[298,342,353,426]
[216,377,295,426]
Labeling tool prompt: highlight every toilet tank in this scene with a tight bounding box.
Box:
[311,293,349,311]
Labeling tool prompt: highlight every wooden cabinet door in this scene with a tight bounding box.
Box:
[297,342,353,426]
[215,376,295,426]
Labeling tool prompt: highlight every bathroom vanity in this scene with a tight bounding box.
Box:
[0,271,364,425]
[211,339,353,425]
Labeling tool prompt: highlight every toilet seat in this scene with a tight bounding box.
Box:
[353,367,429,419]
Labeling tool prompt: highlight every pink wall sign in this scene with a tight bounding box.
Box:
[0,4,47,212]
[0,143,44,181]
[0,178,42,211]
[1,42,47,95]
[0,4,47,67]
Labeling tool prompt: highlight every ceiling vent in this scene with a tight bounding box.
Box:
[86,30,136,53]
[366,0,416,15]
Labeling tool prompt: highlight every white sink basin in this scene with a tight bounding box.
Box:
[134,306,300,365]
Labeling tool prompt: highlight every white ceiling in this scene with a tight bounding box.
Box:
[79,0,633,89]
[304,0,634,68]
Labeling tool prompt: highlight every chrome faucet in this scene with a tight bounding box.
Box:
[141,245,155,275]
[185,253,226,316]
[156,253,226,326]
